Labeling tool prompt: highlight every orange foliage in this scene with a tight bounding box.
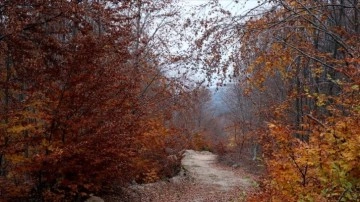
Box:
[240,0,360,201]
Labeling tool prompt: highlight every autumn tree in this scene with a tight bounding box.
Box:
[221,83,273,160]
[116,0,203,184]
[239,1,360,201]
[0,0,143,200]
[169,86,215,150]
[193,0,360,201]
[0,0,192,200]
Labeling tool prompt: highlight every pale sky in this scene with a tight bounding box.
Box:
[182,0,259,15]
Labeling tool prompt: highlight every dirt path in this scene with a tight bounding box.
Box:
[181,150,252,191]
[110,150,257,202]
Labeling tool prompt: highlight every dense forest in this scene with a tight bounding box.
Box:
[0,0,359,201]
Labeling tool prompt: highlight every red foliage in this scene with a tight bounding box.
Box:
[0,0,184,201]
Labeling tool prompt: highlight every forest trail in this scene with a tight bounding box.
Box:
[116,150,257,202]
[181,150,252,191]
